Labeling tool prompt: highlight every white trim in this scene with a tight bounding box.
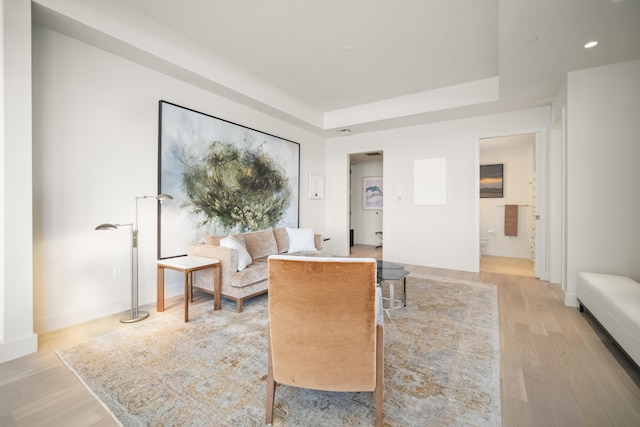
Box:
[0,333,38,364]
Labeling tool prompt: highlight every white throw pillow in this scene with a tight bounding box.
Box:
[286,227,318,253]
[220,236,252,271]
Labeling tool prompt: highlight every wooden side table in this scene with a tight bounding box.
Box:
[157,255,221,322]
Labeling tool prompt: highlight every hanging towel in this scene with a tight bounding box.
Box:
[504,204,518,236]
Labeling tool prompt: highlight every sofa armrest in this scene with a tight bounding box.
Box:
[187,243,237,289]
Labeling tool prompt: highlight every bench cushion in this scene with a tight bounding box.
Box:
[602,288,640,365]
[577,272,640,367]
[577,272,637,319]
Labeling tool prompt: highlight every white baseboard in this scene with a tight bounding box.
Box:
[0,333,38,363]
[564,292,579,307]
[34,282,184,334]
[481,249,531,259]
[355,239,381,246]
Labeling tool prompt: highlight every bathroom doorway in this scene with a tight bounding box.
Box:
[479,134,537,277]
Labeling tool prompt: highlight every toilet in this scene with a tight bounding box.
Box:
[479,237,489,256]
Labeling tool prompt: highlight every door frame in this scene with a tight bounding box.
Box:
[476,129,549,280]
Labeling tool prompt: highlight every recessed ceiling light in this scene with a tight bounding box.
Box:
[584,41,598,48]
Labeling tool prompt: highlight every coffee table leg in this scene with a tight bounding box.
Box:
[390,283,395,314]
[403,277,407,307]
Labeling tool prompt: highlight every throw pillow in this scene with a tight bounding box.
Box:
[220,236,252,271]
[286,227,318,253]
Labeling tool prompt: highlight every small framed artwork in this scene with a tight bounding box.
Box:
[363,176,383,210]
[480,164,503,198]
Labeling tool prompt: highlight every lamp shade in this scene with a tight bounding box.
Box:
[95,223,118,231]
[156,194,173,201]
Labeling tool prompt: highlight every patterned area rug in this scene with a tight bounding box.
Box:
[56,275,501,426]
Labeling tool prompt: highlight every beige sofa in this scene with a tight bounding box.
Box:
[188,227,327,312]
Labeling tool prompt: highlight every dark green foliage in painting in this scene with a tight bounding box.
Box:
[182,141,291,232]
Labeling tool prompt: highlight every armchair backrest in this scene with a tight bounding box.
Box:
[267,255,380,392]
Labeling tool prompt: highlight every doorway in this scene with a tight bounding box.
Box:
[349,151,384,251]
[479,134,537,277]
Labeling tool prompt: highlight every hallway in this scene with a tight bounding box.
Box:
[480,255,535,277]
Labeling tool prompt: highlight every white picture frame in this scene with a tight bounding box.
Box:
[308,174,324,200]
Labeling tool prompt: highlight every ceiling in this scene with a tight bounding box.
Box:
[351,132,535,165]
[480,133,535,150]
[115,0,500,113]
[350,151,384,165]
[34,0,640,136]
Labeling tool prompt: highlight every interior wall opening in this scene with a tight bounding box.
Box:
[349,151,384,255]
[479,134,536,277]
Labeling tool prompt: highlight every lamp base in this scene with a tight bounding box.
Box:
[119,311,150,323]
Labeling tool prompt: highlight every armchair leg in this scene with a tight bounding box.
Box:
[375,324,384,427]
[266,335,276,424]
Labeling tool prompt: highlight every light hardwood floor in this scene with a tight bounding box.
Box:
[480,255,535,277]
[1,245,638,426]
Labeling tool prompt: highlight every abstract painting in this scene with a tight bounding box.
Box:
[480,164,503,198]
[363,176,383,210]
[158,101,300,259]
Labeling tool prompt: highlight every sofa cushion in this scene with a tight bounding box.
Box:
[204,234,225,246]
[230,258,268,288]
[242,229,278,259]
[205,233,245,246]
[286,227,318,254]
[220,236,252,271]
[273,228,289,254]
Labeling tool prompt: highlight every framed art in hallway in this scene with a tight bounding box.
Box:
[480,164,503,198]
[158,101,300,259]
[363,176,383,210]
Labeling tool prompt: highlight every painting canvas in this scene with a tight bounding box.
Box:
[480,164,503,198]
[363,176,383,210]
[158,101,300,259]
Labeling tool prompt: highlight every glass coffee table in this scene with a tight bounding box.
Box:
[376,260,409,318]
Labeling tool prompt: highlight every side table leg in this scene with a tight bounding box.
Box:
[184,270,190,322]
[214,265,221,310]
[157,266,165,312]
[189,271,194,303]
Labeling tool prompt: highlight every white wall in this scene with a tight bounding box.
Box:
[479,136,535,259]
[31,25,326,333]
[565,59,640,305]
[0,0,37,363]
[325,107,550,272]
[350,160,383,246]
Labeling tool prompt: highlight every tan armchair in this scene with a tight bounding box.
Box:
[266,255,384,426]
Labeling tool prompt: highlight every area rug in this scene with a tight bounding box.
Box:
[56,275,501,426]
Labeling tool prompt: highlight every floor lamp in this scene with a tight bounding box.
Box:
[96,194,173,323]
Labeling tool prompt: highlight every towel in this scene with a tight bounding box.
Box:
[504,204,518,236]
